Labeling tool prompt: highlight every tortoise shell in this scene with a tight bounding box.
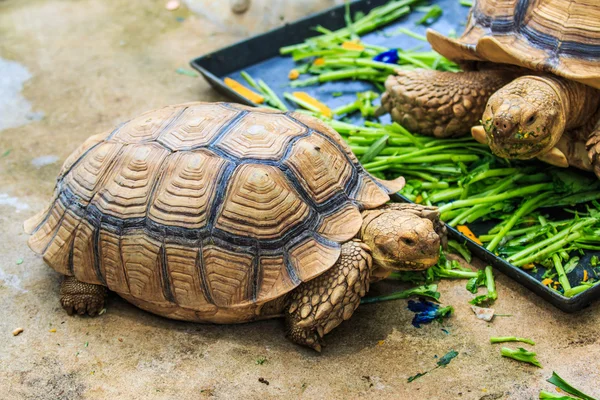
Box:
[427,0,600,89]
[25,102,402,318]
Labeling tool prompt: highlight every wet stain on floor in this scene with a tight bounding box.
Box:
[0,58,44,131]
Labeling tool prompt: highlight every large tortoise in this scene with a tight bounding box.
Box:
[25,102,444,351]
[381,0,600,177]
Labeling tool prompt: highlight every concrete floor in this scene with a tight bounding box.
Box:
[1,1,599,399]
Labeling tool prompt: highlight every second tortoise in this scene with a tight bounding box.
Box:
[381,0,600,177]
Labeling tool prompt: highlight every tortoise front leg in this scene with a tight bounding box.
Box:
[60,276,107,316]
[381,69,515,137]
[284,240,372,352]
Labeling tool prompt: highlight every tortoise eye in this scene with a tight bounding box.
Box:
[526,115,536,125]
[402,238,415,246]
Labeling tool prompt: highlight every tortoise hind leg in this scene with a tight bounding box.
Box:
[60,276,107,316]
[381,69,515,137]
[284,241,372,352]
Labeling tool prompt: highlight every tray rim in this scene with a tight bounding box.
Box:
[189,0,600,313]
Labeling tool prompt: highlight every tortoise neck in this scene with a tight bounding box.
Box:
[540,75,600,130]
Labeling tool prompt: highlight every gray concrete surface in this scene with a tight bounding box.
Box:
[1,1,599,399]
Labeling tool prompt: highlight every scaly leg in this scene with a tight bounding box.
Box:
[285,240,372,352]
[60,276,107,316]
[380,69,515,137]
[586,118,600,179]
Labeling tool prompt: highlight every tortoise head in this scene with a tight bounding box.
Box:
[482,76,565,159]
[361,209,440,271]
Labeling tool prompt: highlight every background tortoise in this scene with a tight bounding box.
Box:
[25,102,443,351]
[381,0,600,177]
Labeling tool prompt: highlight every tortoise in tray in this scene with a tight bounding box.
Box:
[381,0,600,177]
[25,102,445,351]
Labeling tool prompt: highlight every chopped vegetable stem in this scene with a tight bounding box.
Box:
[507,219,597,263]
[490,336,535,345]
[257,79,288,111]
[438,183,554,213]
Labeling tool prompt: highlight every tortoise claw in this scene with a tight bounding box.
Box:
[471,125,487,144]
[537,147,568,168]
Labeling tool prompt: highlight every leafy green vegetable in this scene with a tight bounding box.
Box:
[563,257,580,274]
[546,372,597,400]
[469,266,497,305]
[465,270,485,294]
[447,240,472,263]
[361,284,440,304]
[501,347,542,367]
[360,134,389,163]
[490,337,535,345]
[415,5,443,25]
[551,170,600,195]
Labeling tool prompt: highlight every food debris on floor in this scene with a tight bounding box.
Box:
[407,299,453,328]
[258,377,269,385]
[500,347,542,368]
[471,306,495,322]
[408,350,459,382]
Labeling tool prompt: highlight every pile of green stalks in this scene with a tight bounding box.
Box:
[279,0,458,92]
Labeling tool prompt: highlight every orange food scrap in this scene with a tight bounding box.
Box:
[522,263,535,270]
[415,194,423,204]
[457,225,482,245]
[583,270,588,282]
[342,41,365,51]
[224,77,264,104]
[288,69,300,80]
[377,340,385,346]
[49,328,57,333]
[541,278,553,286]
[292,92,333,118]
[313,58,325,66]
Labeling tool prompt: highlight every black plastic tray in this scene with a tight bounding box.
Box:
[190,0,600,312]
